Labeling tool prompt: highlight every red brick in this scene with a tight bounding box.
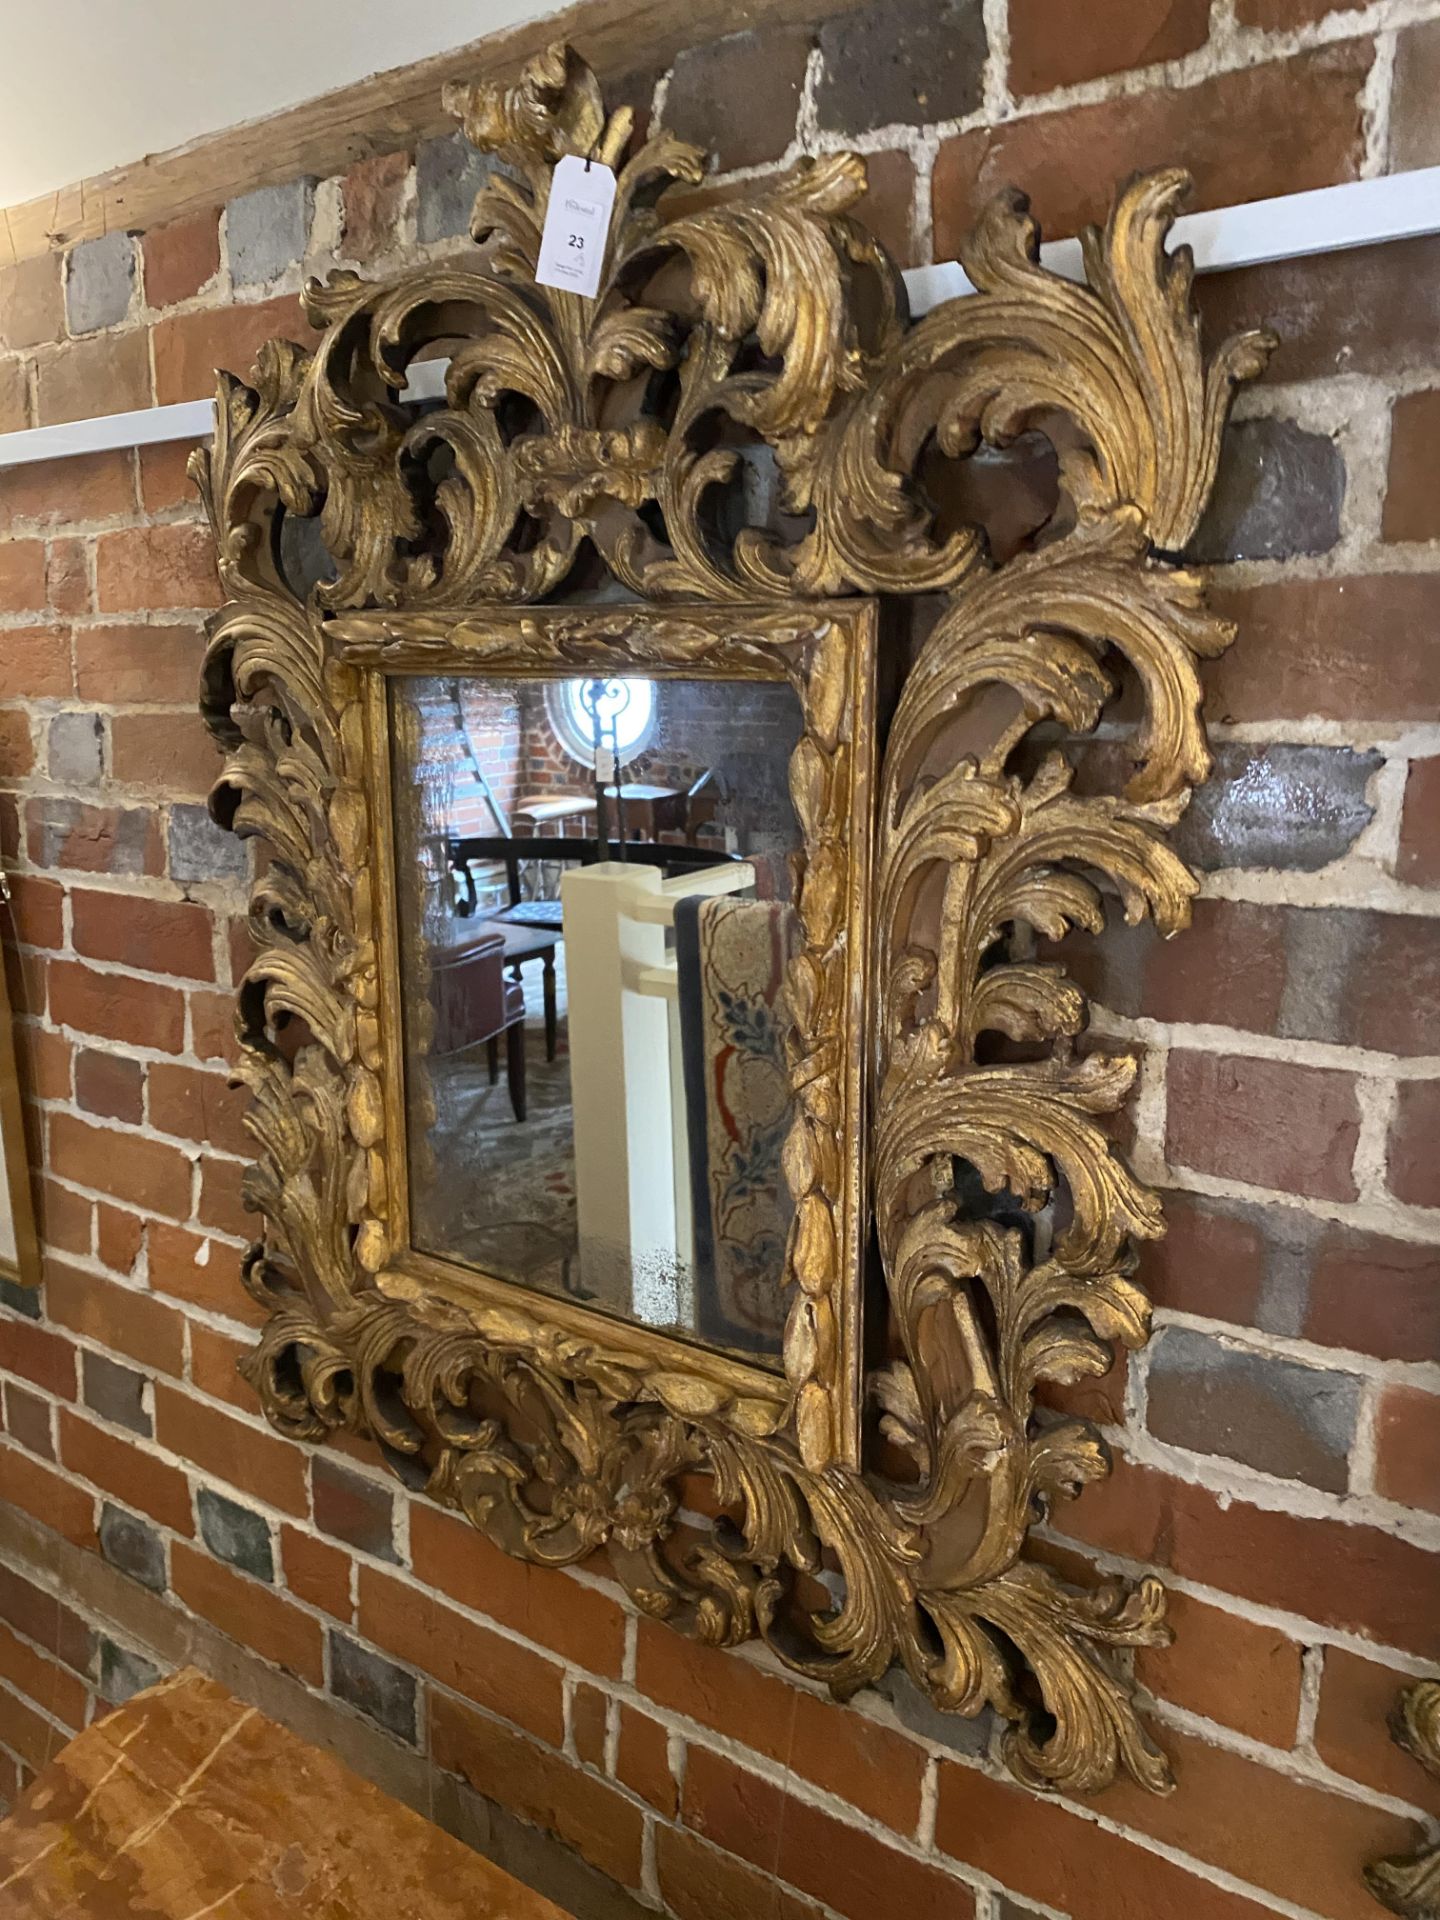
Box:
[934,41,1371,252]
[1383,390,1440,544]
[938,1752,1343,1920]
[1166,1051,1360,1200]
[5,876,63,951]
[1388,1080,1440,1209]
[0,627,70,700]
[0,1439,96,1548]
[409,1501,627,1677]
[342,151,410,261]
[187,1322,253,1412]
[1373,1383,1440,1516]
[152,296,316,406]
[0,255,62,351]
[73,1047,144,1123]
[147,1221,264,1327]
[616,1704,675,1816]
[0,449,135,530]
[46,539,89,615]
[0,1682,65,1775]
[4,1381,55,1458]
[657,1823,831,1920]
[189,990,240,1065]
[0,540,49,612]
[570,1679,607,1770]
[44,1260,186,1375]
[637,1620,925,1831]
[148,1062,250,1154]
[311,1454,395,1561]
[34,330,151,426]
[58,1407,193,1534]
[1398,758,1440,888]
[429,1690,646,1890]
[1105,1720,1424,1920]
[0,1621,88,1730]
[171,1540,323,1685]
[26,799,164,877]
[111,712,224,802]
[0,709,35,780]
[33,1177,90,1258]
[95,524,220,613]
[1008,0,1208,94]
[153,1382,307,1516]
[74,623,206,704]
[47,1111,191,1217]
[0,1561,95,1673]
[16,1028,71,1107]
[1057,1456,1440,1658]
[139,440,203,515]
[94,1202,143,1277]
[0,358,24,434]
[70,890,216,981]
[359,1565,564,1746]
[49,961,186,1055]
[1136,1590,1302,1747]
[1314,1647,1440,1814]
[196,1155,253,1238]
[141,210,221,308]
[1,1316,77,1400]
[1208,576,1440,725]
[280,1523,353,1622]
[683,1743,971,1920]
[1056,898,1285,1032]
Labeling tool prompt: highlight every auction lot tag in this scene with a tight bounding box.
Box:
[536,155,616,299]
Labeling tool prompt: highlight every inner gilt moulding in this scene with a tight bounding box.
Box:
[195,41,1275,1794]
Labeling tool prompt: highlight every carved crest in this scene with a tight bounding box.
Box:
[195,39,1273,1795]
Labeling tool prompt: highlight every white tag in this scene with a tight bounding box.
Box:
[535,154,616,299]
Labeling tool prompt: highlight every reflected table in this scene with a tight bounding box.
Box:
[481,919,559,1061]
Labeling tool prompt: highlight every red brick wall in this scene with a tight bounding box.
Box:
[1,5,1439,1917]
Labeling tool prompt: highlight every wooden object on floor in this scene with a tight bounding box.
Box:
[0,1667,566,1918]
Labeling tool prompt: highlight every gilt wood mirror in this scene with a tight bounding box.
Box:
[197,41,1273,1796]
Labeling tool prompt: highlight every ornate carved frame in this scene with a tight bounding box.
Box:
[196,41,1273,1796]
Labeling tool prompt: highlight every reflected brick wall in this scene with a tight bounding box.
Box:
[1,3,1439,1917]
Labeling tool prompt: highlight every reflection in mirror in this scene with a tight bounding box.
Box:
[390,671,808,1364]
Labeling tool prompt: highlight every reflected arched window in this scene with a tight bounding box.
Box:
[545,677,657,768]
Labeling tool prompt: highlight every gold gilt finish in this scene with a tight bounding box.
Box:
[194,41,1273,1795]
[1368,1684,1440,1916]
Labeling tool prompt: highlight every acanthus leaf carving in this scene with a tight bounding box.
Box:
[193,38,1275,1799]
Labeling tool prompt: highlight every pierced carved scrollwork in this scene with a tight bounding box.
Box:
[1368,1685,1440,1917]
[194,39,1273,1796]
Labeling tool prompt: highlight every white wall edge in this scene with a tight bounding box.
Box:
[2,166,1438,473]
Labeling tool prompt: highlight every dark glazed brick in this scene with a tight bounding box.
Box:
[815,0,986,132]
[99,1502,167,1592]
[82,1350,150,1436]
[1147,1325,1360,1492]
[0,1277,42,1319]
[312,1454,398,1561]
[168,803,248,884]
[99,1638,161,1704]
[197,1487,274,1582]
[1177,744,1379,872]
[1189,417,1344,562]
[664,28,810,173]
[416,132,501,245]
[329,1629,417,1744]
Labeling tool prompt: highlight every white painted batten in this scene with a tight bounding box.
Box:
[1,165,1437,473]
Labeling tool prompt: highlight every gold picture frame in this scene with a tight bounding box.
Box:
[0,880,41,1289]
[195,41,1273,1794]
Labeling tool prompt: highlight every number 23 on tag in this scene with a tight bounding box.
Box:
[535,154,617,300]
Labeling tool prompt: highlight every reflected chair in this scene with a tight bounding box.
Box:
[430,928,527,1121]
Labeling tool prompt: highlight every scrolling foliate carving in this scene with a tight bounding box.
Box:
[1368,1684,1440,1917]
[194,39,1274,1796]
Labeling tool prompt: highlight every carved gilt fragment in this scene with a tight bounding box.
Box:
[194,40,1274,1795]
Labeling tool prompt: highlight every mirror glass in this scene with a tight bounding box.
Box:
[389,670,808,1364]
